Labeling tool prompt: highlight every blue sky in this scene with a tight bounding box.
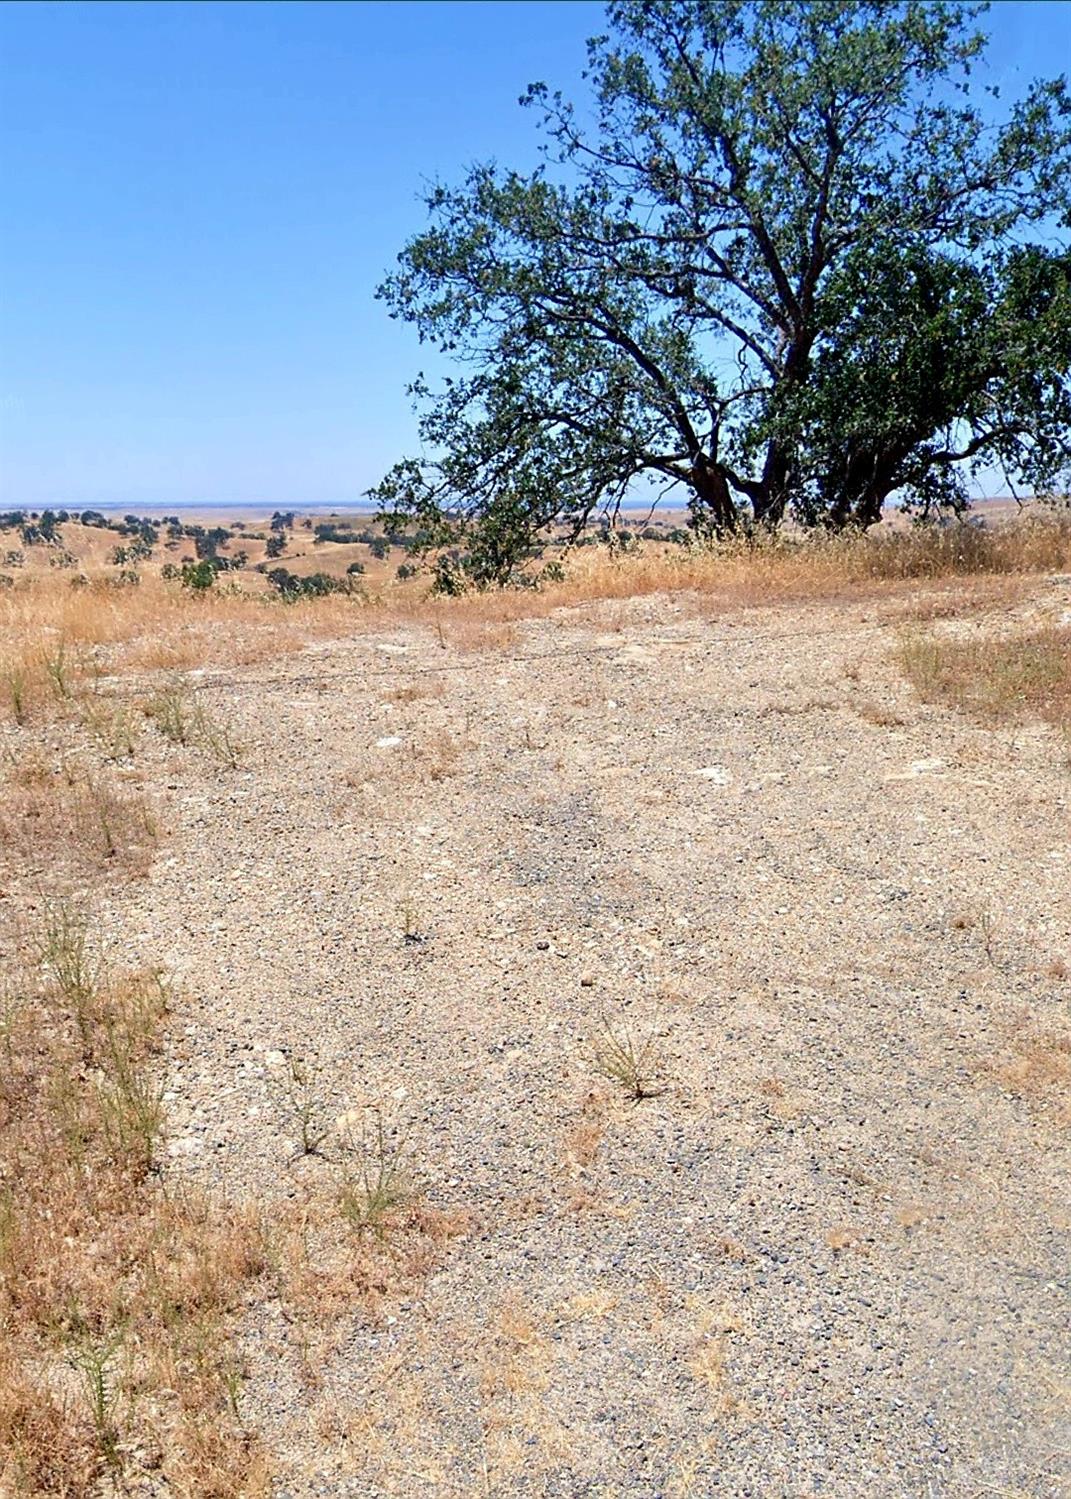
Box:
[0,0,1067,510]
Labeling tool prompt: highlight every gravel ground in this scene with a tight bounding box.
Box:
[99,586,1070,1496]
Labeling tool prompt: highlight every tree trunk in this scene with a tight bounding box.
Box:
[755,334,813,528]
[688,461,739,537]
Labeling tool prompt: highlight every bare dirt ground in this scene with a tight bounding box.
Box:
[69,581,1071,1497]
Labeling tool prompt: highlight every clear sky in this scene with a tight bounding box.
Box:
[0,0,1067,510]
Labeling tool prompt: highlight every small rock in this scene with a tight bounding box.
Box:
[692,766,732,785]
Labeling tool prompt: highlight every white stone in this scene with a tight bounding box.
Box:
[692,766,732,785]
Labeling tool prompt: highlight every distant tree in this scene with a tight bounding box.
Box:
[372,0,1071,586]
[314,522,362,544]
[20,509,62,545]
[111,537,152,565]
[193,527,229,561]
[265,567,355,599]
[265,533,287,558]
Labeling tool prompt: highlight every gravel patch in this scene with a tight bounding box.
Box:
[97,587,1071,1496]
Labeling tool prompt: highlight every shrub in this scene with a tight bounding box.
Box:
[266,567,355,600]
[178,561,217,592]
[314,523,362,544]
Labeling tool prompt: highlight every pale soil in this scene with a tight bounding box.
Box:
[86,584,1071,1494]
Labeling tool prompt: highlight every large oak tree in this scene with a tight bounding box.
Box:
[372,1,1071,586]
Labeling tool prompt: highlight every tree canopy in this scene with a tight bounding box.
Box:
[371,0,1071,587]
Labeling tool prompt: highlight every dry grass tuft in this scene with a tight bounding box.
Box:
[997,1033,1071,1120]
[592,1017,665,1100]
[856,700,907,727]
[0,751,157,877]
[900,624,1071,751]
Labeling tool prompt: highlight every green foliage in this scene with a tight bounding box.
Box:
[178,560,217,592]
[110,537,153,565]
[195,531,224,560]
[372,0,1071,585]
[313,522,362,544]
[265,567,358,600]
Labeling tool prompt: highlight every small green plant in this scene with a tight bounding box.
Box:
[36,902,100,1046]
[143,680,240,765]
[275,1050,329,1157]
[44,640,69,698]
[68,1332,124,1469]
[401,897,424,944]
[97,1050,164,1173]
[191,700,241,769]
[74,774,155,863]
[220,1351,246,1420]
[3,664,28,725]
[592,1017,664,1101]
[337,1113,412,1236]
[143,681,193,744]
[68,1330,124,1469]
[82,701,139,760]
[980,904,999,963]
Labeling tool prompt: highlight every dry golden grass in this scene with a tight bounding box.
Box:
[2,515,1069,697]
[0,576,374,714]
[0,923,271,1493]
[540,514,1071,614]
[686,1296,744,1415]
[856,701,908,728]
[900,624,1071,748]
[0,750,157,879]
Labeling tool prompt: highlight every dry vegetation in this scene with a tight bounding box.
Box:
[900,624,1071,749]
[1,506,1070,680]
[0,508,1069,1492]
